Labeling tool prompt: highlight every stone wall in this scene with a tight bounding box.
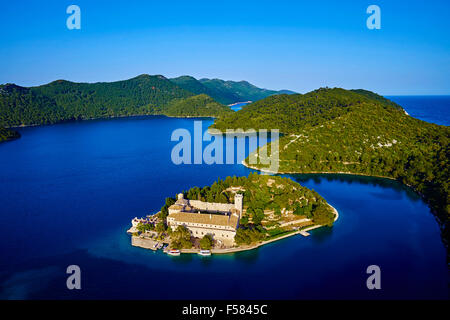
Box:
[189,200,235,213]
[131,236,157,250]
[187,225,236,246]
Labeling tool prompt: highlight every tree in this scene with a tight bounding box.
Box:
[199,234,213,250]
[156,222,166,233]
[171,225,193,249]
[137,222,153,232]
[312,204,335,227]
[251,208,265,225]
[159,197,176,220]
[234,227,264,245]
[239,215,249,226]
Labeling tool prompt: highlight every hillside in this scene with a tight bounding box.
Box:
[164,94,233,117]
[191,77,295,105]
[210,88,450,250]
[171,75,294,105]
[169,76,218,98]
[211,88,406,132]
[165,94,233,117]
[0,75,230,128]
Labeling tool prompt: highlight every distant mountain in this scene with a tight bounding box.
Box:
[0,75,231,128]
[171,76,296,105]
[165,94,233,118]
[169,76,216,97]
[199,78,296,105]
[278,89,298,95]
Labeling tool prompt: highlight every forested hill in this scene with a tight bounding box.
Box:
[211,87,450,251]
[0,75,230,127]
[165,94,233,117]
[171,76,296,105]
[159,173,336,245]
[211,88,406,132]
[169,76,218,100]
[0,126,20,142]
[199,78,296,105]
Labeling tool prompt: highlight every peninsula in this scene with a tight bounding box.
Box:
[128,173,338,255]
[210,88,450,255]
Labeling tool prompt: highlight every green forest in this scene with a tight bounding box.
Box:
[211,87,450,249]
[164,94,233,117]
[159,173,336,245]
[0,74,231,128]
[0,126,20,142]
[171,75,296,105]
[0,74,295,129]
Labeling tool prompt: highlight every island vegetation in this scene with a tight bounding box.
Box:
[164,94,233,118]
[0,75,226,128]
[0,126,20,142]
[0,74,294,129]
[131,173,336,252]
[171,75,296,105]
[211,88,450,252]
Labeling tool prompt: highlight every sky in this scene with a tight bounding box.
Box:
[0,0,449,95]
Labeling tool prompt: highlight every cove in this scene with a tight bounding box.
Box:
[0,115,447,299]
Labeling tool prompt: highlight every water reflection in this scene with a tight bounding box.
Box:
[287,173,421,202]
[310,226,334,244]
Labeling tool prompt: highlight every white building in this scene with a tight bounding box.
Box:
[167,193,243,246]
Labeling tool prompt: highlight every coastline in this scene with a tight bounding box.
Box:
[241,158,450,257]
[206,203,339,254]
[227,101,252,107]
[241,160,398,181]
[5,113,222,129]
[201,203,339,255]
[5,113,162,129]
[132,203,339,256]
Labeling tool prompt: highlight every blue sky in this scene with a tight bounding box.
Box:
[0,0,449,95]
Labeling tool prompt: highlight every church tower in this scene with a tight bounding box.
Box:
[234,194,243,218]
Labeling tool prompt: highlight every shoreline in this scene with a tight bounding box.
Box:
[202,203,339,255]
[227,101,252,107]
[240,159,450,255]
[4,113,222,129]
[241,160,397,181]
[240,160,429,205]
[131,203,339,256]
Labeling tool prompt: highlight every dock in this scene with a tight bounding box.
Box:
[131,235,166,251]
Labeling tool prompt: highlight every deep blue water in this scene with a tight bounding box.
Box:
[0,97,448,299]
[233,97,450,126]
[387,95,450,126]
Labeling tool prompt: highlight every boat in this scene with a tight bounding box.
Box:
[167,249,180,256]
[198,250,211,256]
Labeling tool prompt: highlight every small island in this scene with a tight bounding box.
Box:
[127,173,338,256]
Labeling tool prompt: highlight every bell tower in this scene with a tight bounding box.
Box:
[234,194,243,218]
